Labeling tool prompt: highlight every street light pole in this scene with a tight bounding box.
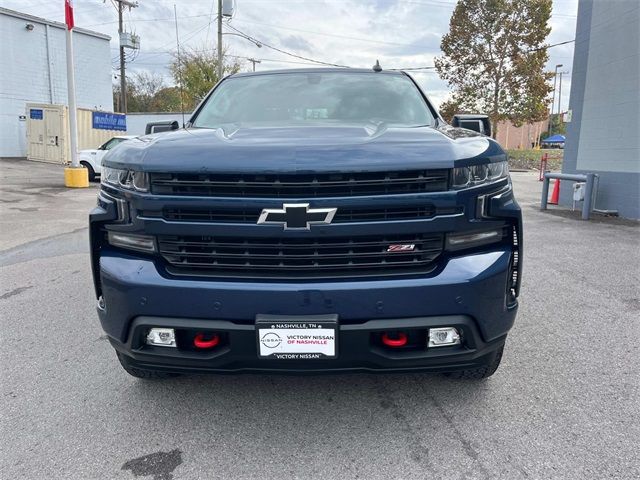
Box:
[217,0,223,81]
[549,64,563,135]
[558,71,565,116]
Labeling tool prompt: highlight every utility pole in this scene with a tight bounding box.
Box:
[247,58,261,72]
[116,0,138,113]
[217,0,223,81]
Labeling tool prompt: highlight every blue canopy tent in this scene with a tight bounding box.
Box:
[541,134,566,144]
[541,134,566,149]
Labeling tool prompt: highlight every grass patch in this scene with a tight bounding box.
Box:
[507,149,563,171]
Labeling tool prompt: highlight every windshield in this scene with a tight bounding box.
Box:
[100,138,126,150]
[192,72,435,129]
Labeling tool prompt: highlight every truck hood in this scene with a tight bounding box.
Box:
[103,124,505,173]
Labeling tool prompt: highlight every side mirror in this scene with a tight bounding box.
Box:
[145,121,180,135]
[452,114,491,137]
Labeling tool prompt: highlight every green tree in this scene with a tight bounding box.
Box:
[438,98,463,123]
[435,0,553,138]
[113,72,179,112]
[170,46,242,110]
[149,87,183,112]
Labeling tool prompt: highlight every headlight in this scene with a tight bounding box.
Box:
[101,167,149,192]
[452,161,508,189]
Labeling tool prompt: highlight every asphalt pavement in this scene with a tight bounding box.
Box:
[1,158,638,480]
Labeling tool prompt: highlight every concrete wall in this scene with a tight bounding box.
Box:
[0,8,112,157]
[561,0,640,218]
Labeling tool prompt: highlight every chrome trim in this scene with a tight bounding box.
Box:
[98,189,129,223]
[257,203,337,230]
[97,295,106,312]
[428,327,461,347]
[476,183,512,219]
[138,210,465,226]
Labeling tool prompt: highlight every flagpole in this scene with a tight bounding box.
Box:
[63,0,87,187]
[66,26,79,168]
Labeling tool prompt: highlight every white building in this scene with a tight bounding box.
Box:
[0,8,113,158]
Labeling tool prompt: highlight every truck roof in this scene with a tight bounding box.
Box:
[230,67,408,78]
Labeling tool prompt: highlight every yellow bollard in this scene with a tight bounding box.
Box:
[64,167,89,188]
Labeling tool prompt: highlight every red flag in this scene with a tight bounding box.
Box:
[65,0,74,30]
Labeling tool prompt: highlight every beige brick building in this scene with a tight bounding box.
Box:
[495,119,549,150]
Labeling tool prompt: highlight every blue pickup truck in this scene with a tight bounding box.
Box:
[90,68,522,379]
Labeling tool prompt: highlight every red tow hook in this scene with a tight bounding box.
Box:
[381,331,408,348]
[193,333,220,349]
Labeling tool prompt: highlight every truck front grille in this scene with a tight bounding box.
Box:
[158,233,444,279]
[150,170,449,197]
[158,205,461,223]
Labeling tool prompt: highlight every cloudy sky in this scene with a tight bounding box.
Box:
[6,0,578,109]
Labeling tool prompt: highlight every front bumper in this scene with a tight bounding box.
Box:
[113,314,507,374]
[97,247,516,373]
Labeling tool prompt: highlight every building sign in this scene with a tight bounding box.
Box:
[30,109,43,120]
[564,110,573,123]
[92,111,126,131]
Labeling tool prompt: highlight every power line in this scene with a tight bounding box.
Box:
[223,23,350,68]
[121,18,216,61]
[85,13,211,28]
[231,18,437,48]
[388,39,577,71]
[120,36,577,75]
[128,52,341,68]
[204,0,217,45]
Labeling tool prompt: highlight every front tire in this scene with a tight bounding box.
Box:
[116,352,179,380]
[80,161,96,182]
[446,345,504,380]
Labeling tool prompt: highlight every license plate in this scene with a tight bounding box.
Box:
[256,315,338,360]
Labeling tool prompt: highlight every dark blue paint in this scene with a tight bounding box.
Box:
[91,68,521,374]
[103,124,505,173]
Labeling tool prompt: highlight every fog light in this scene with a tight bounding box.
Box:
[428,327,460,347]
[146,328,176,347]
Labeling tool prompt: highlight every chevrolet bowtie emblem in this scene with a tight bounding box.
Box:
[257,203,337,230]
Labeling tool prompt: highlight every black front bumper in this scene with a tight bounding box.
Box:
[111,314,507,374]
